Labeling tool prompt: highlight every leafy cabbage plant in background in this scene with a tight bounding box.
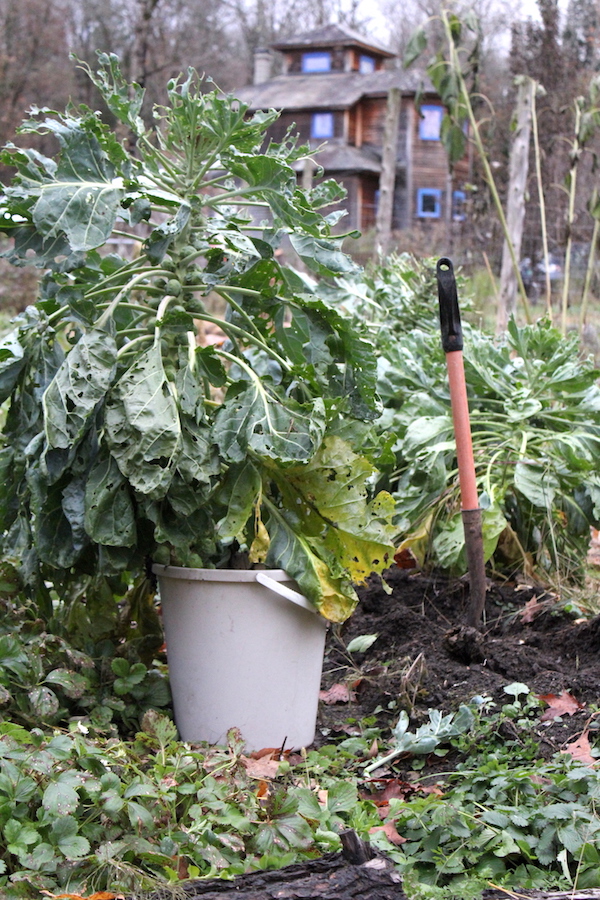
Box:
[329,255,600,581]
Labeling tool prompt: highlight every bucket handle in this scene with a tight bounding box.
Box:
[255,572,328,629]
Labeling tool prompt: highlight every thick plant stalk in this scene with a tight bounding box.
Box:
[374,87,401,260]
[579,210,600,330]
[439,9,532,325]
[531,85,553,319]
[497,77,534,334]
[561,103,581,337]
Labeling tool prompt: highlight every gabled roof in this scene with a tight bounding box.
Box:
[271,24,395,58]
[235,69,426,112]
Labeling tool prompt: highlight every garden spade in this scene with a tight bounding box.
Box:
[436,257,486,627]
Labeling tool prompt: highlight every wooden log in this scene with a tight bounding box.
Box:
[177,831,407,899]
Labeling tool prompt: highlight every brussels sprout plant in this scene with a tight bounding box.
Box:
[0,56,395,626]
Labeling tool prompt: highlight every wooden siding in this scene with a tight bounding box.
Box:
[360,97,387,147]
[406,97,470,224]
[359,175,379,229]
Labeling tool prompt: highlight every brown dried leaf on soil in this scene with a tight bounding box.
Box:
[42,894,124,900]
[319,683,356,704]
[369,821,407,845]
[538,690,585,721]
[562,730,597,766]
[241,755,282,779]
[519,597,542,623]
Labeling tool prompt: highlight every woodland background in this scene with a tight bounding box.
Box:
[2,0,600,305]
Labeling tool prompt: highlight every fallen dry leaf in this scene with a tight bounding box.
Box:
[369,821,407,845]
[255,779,269,798]
[249,746,287,759]
[241,755,282,779]
[361,778,444,818]
[562,730,597,766]
[519,597,541,623]
[42,893,123,900]
[319,683,356,704]
[538,690,585,721]
[367,737,379,759]
[393,547,418,569]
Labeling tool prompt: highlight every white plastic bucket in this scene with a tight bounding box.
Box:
[152,565,328,751]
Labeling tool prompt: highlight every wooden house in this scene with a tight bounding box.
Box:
[234,24,470,233]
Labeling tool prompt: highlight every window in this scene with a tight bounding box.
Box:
[359,54,375,73]
[311,112,334,139]
[302,51,331,73]
[452,190,466,221]
[417,188,442,218]
[419,105,443,141]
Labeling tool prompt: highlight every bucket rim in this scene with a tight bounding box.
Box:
[152,564,291,583]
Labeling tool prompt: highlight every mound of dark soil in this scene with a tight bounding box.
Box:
[318,567,600,755]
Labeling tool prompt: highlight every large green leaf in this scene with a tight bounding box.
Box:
[213,382,325,465]
[216,462,261,540]
[43,328,117,451]
[514,462,558,508]
[0,328,26,403]
[284,436,396,584]
[105,342,181,499]
[85,456,136,547]
[11,123,125,251]
[264,503,357,623]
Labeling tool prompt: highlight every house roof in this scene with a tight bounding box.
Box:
[298,143,382,174]
[235,69,427,112]
[271,24,395,58]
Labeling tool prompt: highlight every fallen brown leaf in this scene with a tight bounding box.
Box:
[393,547,418,569]
[369,821,407,845]
[367,737,379,759]
[42,894,123,900]
[538,690,585,721]
[319,683,356,704]
[241,755,282,779]
[519,597,541,623]
[562,730,597,766]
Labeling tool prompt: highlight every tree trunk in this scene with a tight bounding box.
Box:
[496,77,534,333]
[374,87,401,260]
[131,0,162,88]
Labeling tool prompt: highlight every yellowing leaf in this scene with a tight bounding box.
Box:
[249,516,270,565]
[394,513,435,568]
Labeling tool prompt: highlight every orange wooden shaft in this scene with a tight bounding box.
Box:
[446,350,479,511]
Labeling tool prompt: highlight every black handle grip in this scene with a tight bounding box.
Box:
[437,257,463,353]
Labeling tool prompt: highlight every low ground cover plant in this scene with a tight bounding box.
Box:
[0,657,598,898]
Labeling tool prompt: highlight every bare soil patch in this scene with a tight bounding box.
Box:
[318,567,600,756]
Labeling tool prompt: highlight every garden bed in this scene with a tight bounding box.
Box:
[319,566,600,759]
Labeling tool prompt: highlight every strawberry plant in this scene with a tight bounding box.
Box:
[0,54,395,628]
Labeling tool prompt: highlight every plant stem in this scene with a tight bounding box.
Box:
[531,87,553,320]
[561,102,582,337]
[579,210,600,331]
[440,8,531,324]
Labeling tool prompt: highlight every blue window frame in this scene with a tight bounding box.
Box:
[419,105,443,140]
[311,112,334,139]
[302,51,331,73]
[359,54,375,73]
[417,188,442,218]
